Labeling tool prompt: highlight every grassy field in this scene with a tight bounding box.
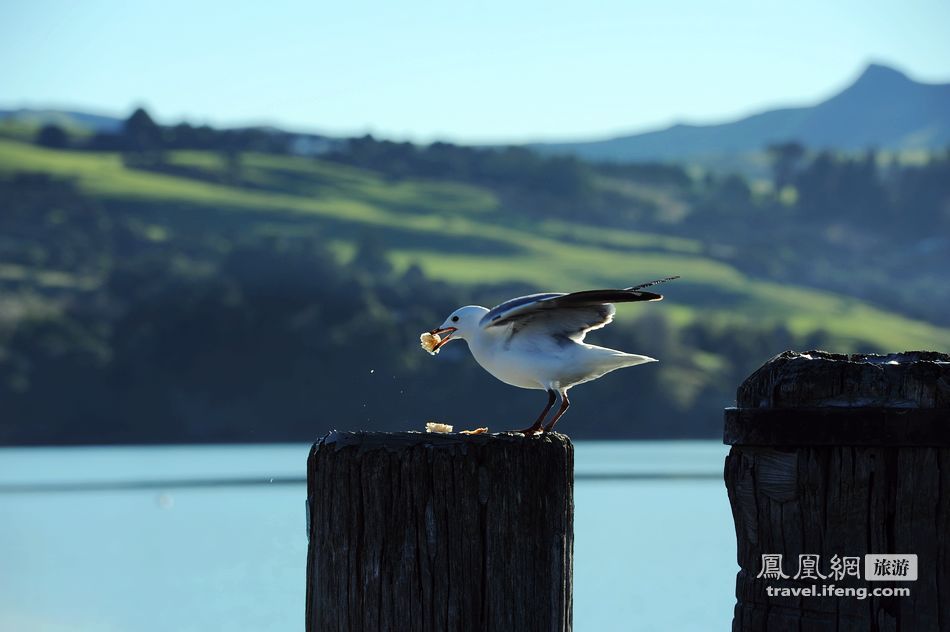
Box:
[3,138,949,352]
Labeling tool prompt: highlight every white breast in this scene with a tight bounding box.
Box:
[465,328,564,390]
[464,326,652,392]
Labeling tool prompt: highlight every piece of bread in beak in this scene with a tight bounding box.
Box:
[420,332,441,354]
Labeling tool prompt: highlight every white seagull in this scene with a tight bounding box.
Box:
[427,276,678,434]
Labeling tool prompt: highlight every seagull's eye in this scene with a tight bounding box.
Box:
[451,316,459,323]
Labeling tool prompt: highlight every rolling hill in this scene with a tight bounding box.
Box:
[3,137,950,442]
[1,138,949,353]
[0,108,123,135]
[533,63,950,163]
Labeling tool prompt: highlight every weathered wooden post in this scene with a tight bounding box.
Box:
[306,430,574,632]
[724,350,950,631]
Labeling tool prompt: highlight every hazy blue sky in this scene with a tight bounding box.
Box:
[2,0,949,143]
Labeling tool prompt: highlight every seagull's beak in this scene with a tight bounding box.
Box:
[429,326,457,350]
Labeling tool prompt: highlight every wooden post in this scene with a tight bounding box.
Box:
[724,350,950,632]
[306,430,574,632]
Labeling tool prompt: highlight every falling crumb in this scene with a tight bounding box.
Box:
[425,422,453,433]
[460,427,489,435]
[420,332,441,354]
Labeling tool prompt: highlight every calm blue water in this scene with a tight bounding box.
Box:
[0,442,736,631]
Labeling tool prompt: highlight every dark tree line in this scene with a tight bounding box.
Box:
[33,109,690,224]
[688,143,950,326]
[36,107,304,155]
[765,142,950,234]
[334,137,588,192]
[32,110,950,239]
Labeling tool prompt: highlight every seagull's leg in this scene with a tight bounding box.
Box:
[517,389,557,435]
[543,390,571,433]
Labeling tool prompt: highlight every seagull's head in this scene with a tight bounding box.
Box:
[430,305,489,349]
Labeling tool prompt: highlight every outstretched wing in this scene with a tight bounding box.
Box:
[480,276,679,342]
[505,303,617,343]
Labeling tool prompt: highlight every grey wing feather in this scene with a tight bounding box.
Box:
[480,293,564,327]
[481,276,679,341]
[482,284,673,329]
[509,304,617,343]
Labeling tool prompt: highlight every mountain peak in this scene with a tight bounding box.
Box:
[832,62,916,106]
[531,61,950,161]
[853,62,910,87]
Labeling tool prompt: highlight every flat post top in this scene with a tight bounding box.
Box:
[725,350,950,446]
[311,429,572,453]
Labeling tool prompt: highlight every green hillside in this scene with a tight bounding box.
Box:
[2,138,949,353]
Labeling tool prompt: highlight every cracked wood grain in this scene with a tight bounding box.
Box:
[306,431,574,632]
[725,351,950,632]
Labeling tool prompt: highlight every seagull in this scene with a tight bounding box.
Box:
[427,276,678,434]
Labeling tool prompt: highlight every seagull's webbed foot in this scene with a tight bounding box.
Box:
[517,421,545,435]
[515,389,557,435]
